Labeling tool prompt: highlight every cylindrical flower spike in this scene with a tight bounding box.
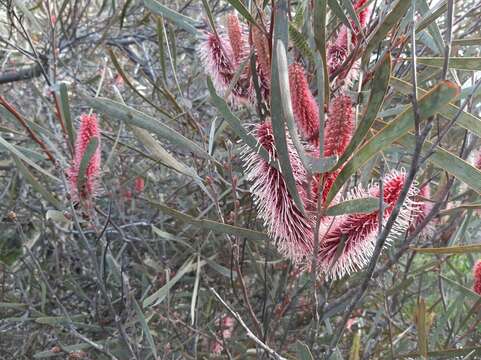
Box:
[312,94,355,204]
[252,26,271,87]
[288,63,320,144]
[242,121,313,261]
[226,14,247,65]
[199,30,250,103]
[316,169,419,280]
[68,113,101,202]
[473,260,481,295]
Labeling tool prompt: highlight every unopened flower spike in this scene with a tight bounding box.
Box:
[473,260,481,295]
[68,113,101,203]
[288,63,320,144]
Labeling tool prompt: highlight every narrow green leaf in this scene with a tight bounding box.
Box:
[411,243,481,254]
[143,257,206,307]
[391,76,481,138]
[142,197,270,241]
[225,0,259,28]
[397,346,481,359]
[207,78,277,170]
[0,136,60,182]
[349,330,361,360]
[271,0,306,213]
[414,57,481,71]
[336,52,391,169]
[133,300,158,359]
[325,197,379,216]
[452,37,481,46]
[326,81,460,205]
[415,0,447,34]
[397,134,481,195]
[296,341,314,360]
[13,157,63,210]
[415,298,428,359]
[56,83,75,152]
[143,0,199,35]
[328,0,355,35]
[84,96,213,161]
[363,0,411,64]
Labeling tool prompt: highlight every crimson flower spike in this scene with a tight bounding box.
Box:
[251,25,271,102]
[316,169,419,280]
[68,113,101,203]
[473,260,481,295]
[288,63,320,144]
[312,95,355,204]
[242,121,313,262]
[327,0,371,78]
[199,29,249,103]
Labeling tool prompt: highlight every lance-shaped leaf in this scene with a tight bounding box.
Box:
[335,52,391,169]
[414,57,481,71]
[362,0,411,64]
[397,134,481,196]
[85,96,213,161]
[325,81,459,205]
[391,76,481,138]
[207,78,278,170]
[143,0,199,35]
[411,243,481,254]
[324,197,379,216]
[271,0,306,213]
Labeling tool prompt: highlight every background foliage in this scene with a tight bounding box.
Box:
[1,0,481,359]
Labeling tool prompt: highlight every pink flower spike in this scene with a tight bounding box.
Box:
[226,14,247,65]
[324,95,354,158]
[68,113,101,202]
[134,177,145,194]
[211,315,235,355]
[242,121,313,261]
[473,260,481,295]
[199,31,249,102]
[316,169,418,279]
[288,63,320,144]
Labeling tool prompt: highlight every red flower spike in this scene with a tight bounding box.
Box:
[311,95,355,204]
[288,63,320,144]
[68,113,101,202]
[473,260,481,295]
[316,169,419,279]
[242,121,313,261]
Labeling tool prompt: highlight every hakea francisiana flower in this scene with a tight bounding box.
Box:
[408,184,434,238]
[251,25,271,101]
[327,0,371,79]
[242,121,313,261]
[199,29,250,103]
[312,95,355,203]
[315,169,419,280]
[68,113,101,202]
[473,260,481,295]
[288,63,320,144]
[226,14,247,66]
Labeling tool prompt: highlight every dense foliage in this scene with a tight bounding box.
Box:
[1,0,481,359]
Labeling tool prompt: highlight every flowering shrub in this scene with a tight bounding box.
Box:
[1,0,481,358]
